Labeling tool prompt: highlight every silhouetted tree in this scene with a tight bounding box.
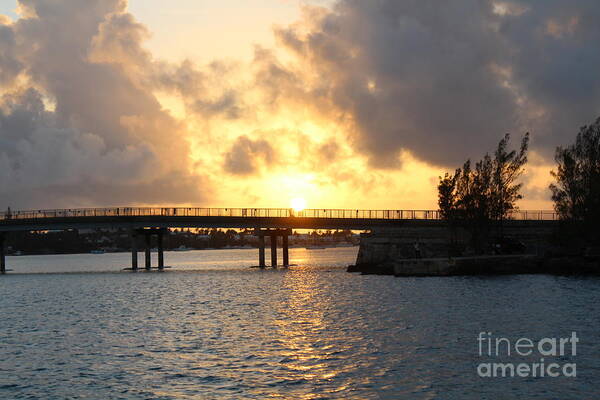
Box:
[438,133,529,253]
[550,117,600,244]
[438,172,458,220]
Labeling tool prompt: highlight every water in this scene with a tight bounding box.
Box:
[1,248,599,399]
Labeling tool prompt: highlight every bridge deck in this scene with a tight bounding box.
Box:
[0,207,560,273]
[0,207,558,232]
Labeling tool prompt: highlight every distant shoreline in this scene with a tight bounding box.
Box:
[7,244,358,257]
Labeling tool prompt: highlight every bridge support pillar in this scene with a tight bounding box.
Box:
[258,235,266,268]
[282,234,289,267]
[145,233,151,270]
[270,235,277,267]
[0,233,5,274]
[135,228,166,271]
[131,231,138,271]
[255,228,291,268]
[157,230,164,270]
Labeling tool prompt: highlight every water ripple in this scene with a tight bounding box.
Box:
[0,249,599,398]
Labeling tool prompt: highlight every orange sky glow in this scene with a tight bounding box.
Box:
[1,0,589,211]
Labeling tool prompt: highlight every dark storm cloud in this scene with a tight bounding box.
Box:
[270,0,600,167]
[0,0,209,208]
[494,0,600,153]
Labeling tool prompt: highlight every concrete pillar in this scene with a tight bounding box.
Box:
[270,233,277,267]
[282,234,289,267]
[258,234,265,268]
[131,231,138,271]
[145,233,151,270]
[0,234,5,274]
[157,230,164,270]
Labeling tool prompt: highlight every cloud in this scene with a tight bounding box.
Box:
[153,59,246,120]
[223,135,276,175]
[317,140,340,162]
[264,0,600,168]
[0,0,209,208]
[494,1,600,152]
[0,18,21,86]
[0,88,211,208]
[2,0,599,210]
[88,11,151,70]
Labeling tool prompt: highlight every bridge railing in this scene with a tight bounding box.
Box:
[0,207,292,220]
[505,210,558,221]
[0,207,558,221]
[293,209,443,219]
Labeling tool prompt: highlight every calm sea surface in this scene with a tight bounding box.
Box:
[0,247,599,399]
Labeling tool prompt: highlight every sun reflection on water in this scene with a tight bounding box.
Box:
[271,268,361,396]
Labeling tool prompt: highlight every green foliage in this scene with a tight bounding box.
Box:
[550,117,600,242]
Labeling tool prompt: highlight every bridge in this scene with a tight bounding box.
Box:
[0,207,558,273]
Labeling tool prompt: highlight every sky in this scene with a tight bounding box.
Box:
[0,0,599,211]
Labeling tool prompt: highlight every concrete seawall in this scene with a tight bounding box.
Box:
[392,255,542,276]
[349,222,600,276]
[354,222,557,264]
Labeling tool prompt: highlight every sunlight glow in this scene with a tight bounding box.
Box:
[291,197,307,212]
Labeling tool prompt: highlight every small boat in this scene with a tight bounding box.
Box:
[90,249,105,254]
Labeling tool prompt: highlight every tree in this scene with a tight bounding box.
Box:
[438,133,529,253]
[438,133,529,222]
[550,117,600,243]
[438,171,458,220]
[492,133,529,219]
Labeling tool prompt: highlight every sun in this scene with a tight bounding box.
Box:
[290,197,307,212]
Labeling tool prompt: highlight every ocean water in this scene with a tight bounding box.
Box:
[0,247,599,399]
